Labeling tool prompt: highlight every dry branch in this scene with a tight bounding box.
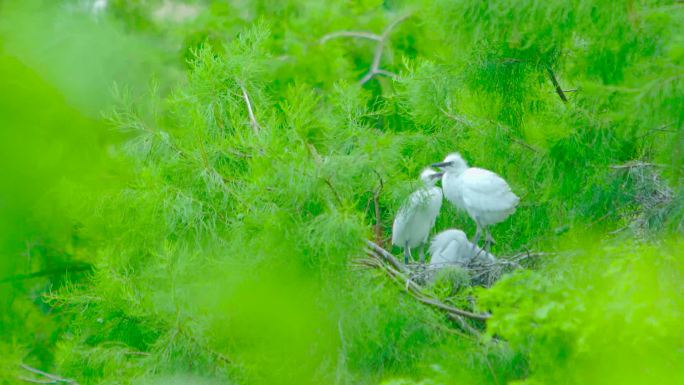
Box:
[238,81,261,134]
[609,161,664,170]
[365,240,406,274]
[546,66,568,103]
[319,31,381,43]
[19,364,79,385]
[320,15,411,85]
[359,242,557,334]
[361,241,491,335]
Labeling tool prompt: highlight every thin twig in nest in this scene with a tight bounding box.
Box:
[320,15,411,85]
[365,240,406,274]
[362,241,490,336]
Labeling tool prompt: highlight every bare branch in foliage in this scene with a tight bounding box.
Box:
[320,14,411,85]
[19,364,79,385]
[238,81,261,134]
[546,66,569,103]
[319,31,381,43]
[610,161,665,170]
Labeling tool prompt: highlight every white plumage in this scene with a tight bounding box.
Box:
[392,168,443,264]
[428,229,496,269]
[433,153,519,250]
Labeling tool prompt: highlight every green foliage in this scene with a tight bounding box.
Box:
[430,266,471,299]
[1,0,683,384]
[479,239,684,384]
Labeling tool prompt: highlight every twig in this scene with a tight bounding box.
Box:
[363,243,490,321]
[370,254,484,335]
[319,31,381,43]
[413,293,490,321]
[237,81,261,134]
[609,161,664,170]
[510,137,541,153]
[321,15,410,84]
[325,178,344,206]
[19,364,79,385]
[546,66,568,103]
[608,225,629,235]
[365,240,406,273]
[635,123,677,139]
[19,377,57,384]
[440,108,475,127]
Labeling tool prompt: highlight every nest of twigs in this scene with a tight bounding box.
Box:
[354,240,551,335]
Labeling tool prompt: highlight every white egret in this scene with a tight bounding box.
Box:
[392,168,444,265]
[432,153,519,251]
[428,229,496,269]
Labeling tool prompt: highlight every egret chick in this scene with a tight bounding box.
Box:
[433,153,519,251]
[428,229,496,270]
[392,168,444,265]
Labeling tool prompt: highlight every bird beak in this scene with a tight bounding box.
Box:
[431,172,444,179]
[431,161,453,168]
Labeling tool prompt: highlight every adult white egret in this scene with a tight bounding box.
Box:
[428,229,496,269]
[432,153,519,251]
[392,168,444,265]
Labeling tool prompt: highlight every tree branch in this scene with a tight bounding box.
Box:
[365,240,406,274]
[609,161,664,170]
[324,178,344,206]
[321,15,410,85]
[19,364,79,385]
[238,81,261,134]
[319,31,381,43]
[546,66,568,103]
[366,251,484,335]
[362,241,490,325]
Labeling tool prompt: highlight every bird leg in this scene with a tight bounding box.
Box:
[471,224,482,251]
[404,241,411,265]
[419,245,425,265]
[483,228,496,253]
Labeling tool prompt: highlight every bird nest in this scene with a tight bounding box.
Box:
[354,240,550,335]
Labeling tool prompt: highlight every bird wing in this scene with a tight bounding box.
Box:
[429,239,460,266]
[401,187,442,216]
[392,187,442,246]
[460,168,519,212]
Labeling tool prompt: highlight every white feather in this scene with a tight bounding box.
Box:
[392,186,442,248]
[428,229,496,268]
[439,154,519,227]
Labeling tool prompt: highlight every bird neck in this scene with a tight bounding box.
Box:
[445,166,466,178]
